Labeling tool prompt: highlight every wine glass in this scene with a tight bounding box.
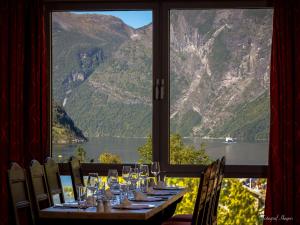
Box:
[139,164,149,179]
[87,173,99,197]
[107,169,119,192]
[122,166,131,184]
[129,167,139,190]
[151,161,160,185]
[76,185,87,208]
[139,164,149,192]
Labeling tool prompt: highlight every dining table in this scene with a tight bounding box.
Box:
[39,188,188,225]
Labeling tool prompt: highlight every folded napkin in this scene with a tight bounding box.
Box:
[156,181,166,188]
[54,202,88,209]
[134,191,148,201]
[147,187,155,194]
[86,196,97,206]
[119,197,132,207]
[105,189,114,199]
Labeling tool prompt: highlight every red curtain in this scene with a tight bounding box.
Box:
[264,0,300,224]
[0,0,49,224]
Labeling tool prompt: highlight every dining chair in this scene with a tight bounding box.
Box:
[44,157,65,204]
[202,159,220,225]
[162,160,215,225]
[68,156,84,200]
[29,160,51,212]
[8,162,35,225]
[210,156,226,225]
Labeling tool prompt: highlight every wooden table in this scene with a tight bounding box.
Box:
[39,189,187,225]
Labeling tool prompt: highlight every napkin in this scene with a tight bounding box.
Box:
[119,197,132,207]
[134,191,148,201]
[156,181,166,188]
[105,189,114,199]
[147,187,155,194]
[86,196,97,206]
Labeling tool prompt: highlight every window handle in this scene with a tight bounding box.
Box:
[160,79,165,100]
[155,78,160,100]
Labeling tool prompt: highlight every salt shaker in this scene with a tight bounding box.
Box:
[103,200,111,212]
[96,200,104,212]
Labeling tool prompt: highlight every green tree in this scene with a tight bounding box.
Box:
[218,179,264,225]
[137,133,211,215]
[137,133,265,224]
[99,152,122,164]
[138,134,211,165]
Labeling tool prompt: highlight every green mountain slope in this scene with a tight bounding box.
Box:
[211,91,270,141]
[52,103,88,144]
[52,11,272,141]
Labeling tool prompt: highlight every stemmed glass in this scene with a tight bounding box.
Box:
[129,167,139,191]
[122,166,131,184]
[107,169,119,192]
[139,164,149,192]
[151,161,160,185]
[87,173,100,197]
[76,185,87,208]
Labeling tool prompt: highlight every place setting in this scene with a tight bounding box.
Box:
[53,162,185,212]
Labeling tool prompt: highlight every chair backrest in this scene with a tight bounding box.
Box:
[8,162,35,225]
[204,159,220,225]
[29,160,51,212]
[211,156,226,225]
[44,157,65,204]
[68,156,84,200]
[191,162,213,225]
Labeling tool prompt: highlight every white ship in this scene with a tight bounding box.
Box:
[225,137,236,143]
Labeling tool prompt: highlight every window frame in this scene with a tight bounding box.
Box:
[45,0,273,178]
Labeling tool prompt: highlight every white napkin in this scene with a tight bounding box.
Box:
[134,191,148,201]
[119,197,132,207]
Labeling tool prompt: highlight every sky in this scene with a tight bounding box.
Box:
[72,11,152,29]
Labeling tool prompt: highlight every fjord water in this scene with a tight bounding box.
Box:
[52,137,268,165]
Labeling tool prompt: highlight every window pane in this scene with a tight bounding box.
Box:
[169,9,273,165]
[51,11,153,163]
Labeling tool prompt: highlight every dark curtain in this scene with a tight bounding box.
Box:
[264,0,300,224]
[0,0,49,224]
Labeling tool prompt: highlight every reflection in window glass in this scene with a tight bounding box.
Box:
[165,177,266,225]
[51,11,153,163]
[169,9,273,165]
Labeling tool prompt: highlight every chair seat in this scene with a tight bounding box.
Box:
[162,221,191,225]
[168,214,193,221]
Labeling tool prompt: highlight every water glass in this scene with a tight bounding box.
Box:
[87,173,99,197]
[107,169,119,191]
[129,167,139,190]
[76,185,87,208]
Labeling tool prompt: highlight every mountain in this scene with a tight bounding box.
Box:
[52,10,272,141]
[52,103,87,144]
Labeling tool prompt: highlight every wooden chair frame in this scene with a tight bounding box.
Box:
[29,160,51,212]
[8,162,35,225]
[44,157,65,204]
[68,156,84,200]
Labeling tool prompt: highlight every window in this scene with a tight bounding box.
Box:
[48,2,273,224]
[168,9,273,166]
[51,10,153,164]
[48,1,273,176]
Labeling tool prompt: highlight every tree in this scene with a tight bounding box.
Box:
[138,134,211,165]
[137,133,211,215]
[99,152,122,164]
[137,133,265,224]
